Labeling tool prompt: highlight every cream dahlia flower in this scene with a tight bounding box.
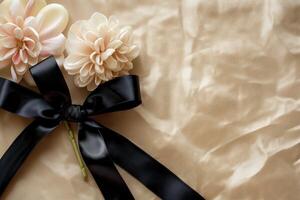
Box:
[0,0,68,84]
[64,13,140,91]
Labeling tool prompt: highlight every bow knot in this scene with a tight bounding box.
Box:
[62,104,87,122]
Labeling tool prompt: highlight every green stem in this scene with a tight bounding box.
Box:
[63,121,88,181]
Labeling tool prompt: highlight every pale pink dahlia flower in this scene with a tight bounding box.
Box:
[0,0,68,84]
[64,13,140,91]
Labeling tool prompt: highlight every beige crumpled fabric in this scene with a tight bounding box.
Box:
[0,0,300,199]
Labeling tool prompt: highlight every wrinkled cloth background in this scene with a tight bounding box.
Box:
[0,0,300,199]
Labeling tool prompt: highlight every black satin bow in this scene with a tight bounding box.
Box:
[0,57,205,200]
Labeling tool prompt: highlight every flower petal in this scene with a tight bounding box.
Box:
[24,37,35,50]
[95,54,102,65]
[55,55,64,67]
[0,0,10,20]
[88,13,107,28]
[88,65,95,76]
[64,55,89,68]
[95,75,101,86]
[24,0,47,17]
[95,64,104,74]
[84,31,98,43]
[124,62,133,70]
[108,40,123,49]
[27,55,38,65]
[25,41,41,57]
[118,26,132,42]
[15,16,24,27]
[24,16,38,29]
[12,50,21,65]
[0,23,18,36]
[64,55,89,75]
[101,48,115,61]
[108,16,119,30]
[104,69,113,80]
[79,62,91,78]
[97,24,108,37]
[127,45,140,60]
[67,20,83,41]
[66,39,93,56]
[105,57,121,72]
[0,36,17,48]
[40,33,65,56]
[19,49,28,63]
[79,63,93,82]
[74,74,92,87]
[115,52,128,63]
[9,0,26,19]
[8,0,46,19]
[11,65,18,82]
[23,26,39,42]
[94,37,104,53]
[87,81,97,91]
[35,3,69,40]
[14,60,27,75]
[0,48,17,61]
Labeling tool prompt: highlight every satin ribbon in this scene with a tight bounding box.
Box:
[0,57,205,200]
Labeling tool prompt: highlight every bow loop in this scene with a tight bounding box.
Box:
[30,57,71,109]
[0,77,60,121]
[83,75,142,116]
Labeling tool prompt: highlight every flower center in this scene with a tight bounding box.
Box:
[16,39,23,49]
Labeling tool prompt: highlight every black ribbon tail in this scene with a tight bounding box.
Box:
[0,120,57,196]
[84,121,205,200]
[78,120,135,200]
[0,67,60,197]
